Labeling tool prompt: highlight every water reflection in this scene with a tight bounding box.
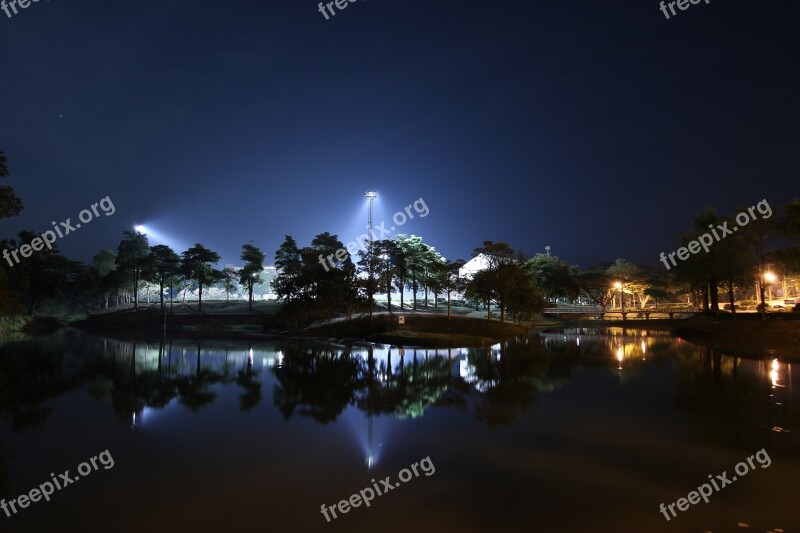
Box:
[0,328,797,441]
[2,328,798,531]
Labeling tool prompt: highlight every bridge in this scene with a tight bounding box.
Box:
[543,307,703,319]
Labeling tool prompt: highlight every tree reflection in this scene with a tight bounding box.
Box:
[0,329,89,430]
[432,349,471,412]
[1,329,796,446]
[671,345,796,448]
[468,338,549,426]
[354,347,455,420]
[393,350,452,419]
[236,345,262,411]
[272,344,361,423]
[176,343,221,412]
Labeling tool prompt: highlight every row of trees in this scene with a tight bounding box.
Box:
[507,199,800,314]
[668,201,800,313]
[271,234,547,324]
[4,150,798,320]
[105,232,268,312]
[0,151,24,316]
[0,150,276,316]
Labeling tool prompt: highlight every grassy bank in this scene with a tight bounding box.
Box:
[72,302,532,346]
[0,316,65,338]
[0,315,28,337]
[298,313,529,347]
[673,315,800,358]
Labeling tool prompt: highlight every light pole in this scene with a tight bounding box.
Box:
[781,268,788,300]
[764,272,776,303]
[364,191,378,239]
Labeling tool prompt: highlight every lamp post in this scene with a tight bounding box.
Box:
[764,272,776,303]
[781,268,788,300]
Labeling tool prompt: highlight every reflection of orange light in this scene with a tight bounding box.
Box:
[617,346,624,362]
[641,341,646,354]
[771,358,779,387]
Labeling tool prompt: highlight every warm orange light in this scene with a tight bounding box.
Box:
[614,282,622,289]
[771,358,779,387]
[764,272,777,283]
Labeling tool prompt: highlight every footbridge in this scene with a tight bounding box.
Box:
[543,307,703,320]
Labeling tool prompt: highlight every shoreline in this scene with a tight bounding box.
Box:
[5,312,799,359]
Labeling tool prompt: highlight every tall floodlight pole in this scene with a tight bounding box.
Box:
[363,191,379,321]
[364,191,378,239]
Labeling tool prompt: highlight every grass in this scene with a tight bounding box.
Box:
[297,313,529,347]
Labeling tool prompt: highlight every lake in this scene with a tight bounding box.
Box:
[0,327,797,532]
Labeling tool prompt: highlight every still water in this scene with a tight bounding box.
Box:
[0,328,797,532]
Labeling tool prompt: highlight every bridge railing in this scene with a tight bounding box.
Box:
[543,307,604,314]
[543,307,702,314]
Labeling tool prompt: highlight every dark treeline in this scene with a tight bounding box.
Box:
[2,151,799,323]
[666,202,800,313]
[272,234,545,325]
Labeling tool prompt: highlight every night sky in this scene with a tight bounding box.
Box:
[1,0,798,268]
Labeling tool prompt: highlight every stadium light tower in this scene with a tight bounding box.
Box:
[364,191,378,238]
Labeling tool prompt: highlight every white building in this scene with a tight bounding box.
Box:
[458,254,492,280]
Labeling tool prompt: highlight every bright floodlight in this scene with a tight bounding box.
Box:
[134,225,147,234]
[364,191,378,198]
[764,272,777,283]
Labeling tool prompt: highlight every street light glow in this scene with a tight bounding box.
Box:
[764,272,777,283]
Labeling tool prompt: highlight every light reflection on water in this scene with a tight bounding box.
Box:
[2,328,797,439]
[0,328,798,531]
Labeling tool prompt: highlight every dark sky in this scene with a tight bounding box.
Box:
[1,0,798,269]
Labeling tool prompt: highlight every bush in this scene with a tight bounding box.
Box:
[0,315,28,336]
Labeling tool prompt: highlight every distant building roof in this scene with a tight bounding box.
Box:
[459,254,491,279]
